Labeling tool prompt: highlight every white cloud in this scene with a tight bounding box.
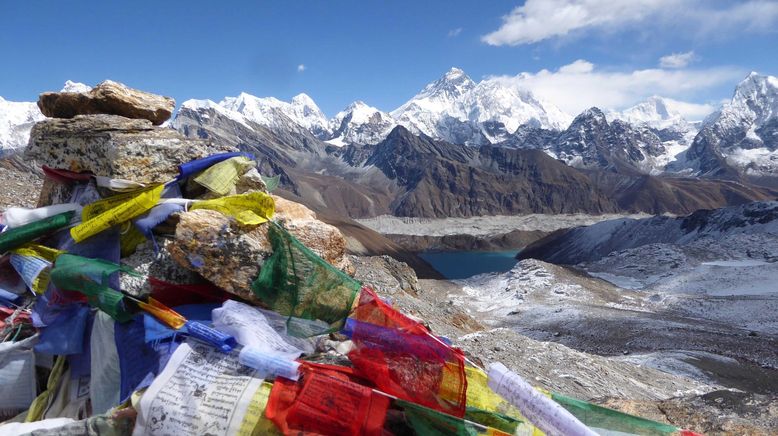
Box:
[482,0,778,46]
[297,64,306,72]
[487,59,743,116]
[659,51,697,68]
[659,97,716,120]
[558,59,594,74]
[448,27,463,37]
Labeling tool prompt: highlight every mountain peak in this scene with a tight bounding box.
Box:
[345,100,370,110]
[60,80,92,93]
[444,67,466,79]
[291,92,316,106]
[734,72,777,96]
[385,124,416,142]
[729,72,778,122]
[607,96,695,131]
[578,107,607,121]
[419,67,476,101]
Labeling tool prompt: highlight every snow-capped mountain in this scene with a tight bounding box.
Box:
[683,72,778,178]
[391,67,572,145]
[609,96,695,131]
[327,101,396,147]
[608,96,699,172]
[499,106,690,174]
[219,92,331,140]
[553,107,669,172]
[1,81,92,156]
[61,80,92,94]
[0,97,45,156]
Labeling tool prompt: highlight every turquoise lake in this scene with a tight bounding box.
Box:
[418,250,519,279]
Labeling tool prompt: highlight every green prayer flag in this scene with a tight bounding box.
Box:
[0,210,75,253]
[50,254,140,322]
[261,174,281,192]
[251,222,360,337]
[551,392,679,435]
[465,407,521,434]
[398,400,480,436]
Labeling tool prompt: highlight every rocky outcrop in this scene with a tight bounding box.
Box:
[37,80,175,125]
[168,197,355,302]
[349,255,420,296]
[167,209,272,302]
[598,391,778,435]
[270,196,354,274]
[25,115,211,184]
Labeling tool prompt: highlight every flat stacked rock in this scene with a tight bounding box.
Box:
[37,80,175,125]
[26,115,211,184]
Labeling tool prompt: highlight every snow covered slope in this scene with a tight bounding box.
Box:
[219,92,331,140]
[609,96,697,131]
[0,97,44,156]
[519,201,778,264]
[391,67,572,145]
[0,81,91,157]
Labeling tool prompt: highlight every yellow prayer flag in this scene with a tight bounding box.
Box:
[190,191,275,226]
[194,156,256,196]
[71,185,164,243]
[11,243,65,262]
[237,382,282,436]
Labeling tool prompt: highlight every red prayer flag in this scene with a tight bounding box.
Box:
[347,288,468,418]
[148,277,232,307]
[266,365,390,436]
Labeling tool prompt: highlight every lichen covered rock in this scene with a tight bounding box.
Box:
[25,114,212,184]
[167,209,271,303]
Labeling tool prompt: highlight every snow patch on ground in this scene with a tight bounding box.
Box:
[617,351,740,385]
[588,272,645,289]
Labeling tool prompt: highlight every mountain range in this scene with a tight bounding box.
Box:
[1,70,777,218]
[171,68,778,181]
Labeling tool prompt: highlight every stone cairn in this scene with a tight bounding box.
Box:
[25,80,354,302]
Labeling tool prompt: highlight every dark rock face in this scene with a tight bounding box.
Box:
[682,121,745,179]
[502,108,669,174]
[25,115,212,184]
[366,126,617,217]
[38,80,175,125]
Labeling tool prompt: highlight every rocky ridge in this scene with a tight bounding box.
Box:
[680,72,778,179]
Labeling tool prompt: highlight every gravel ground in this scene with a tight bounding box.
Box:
[357,213,652,236]
[0,159,43,210]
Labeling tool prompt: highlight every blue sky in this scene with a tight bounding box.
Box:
[1,1,777,118]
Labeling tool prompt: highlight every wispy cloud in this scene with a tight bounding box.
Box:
[482,0,778,46]
[659,51,697,69]
[486,59,743,118]
[447,27,463,37]
[297,64,306,73]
